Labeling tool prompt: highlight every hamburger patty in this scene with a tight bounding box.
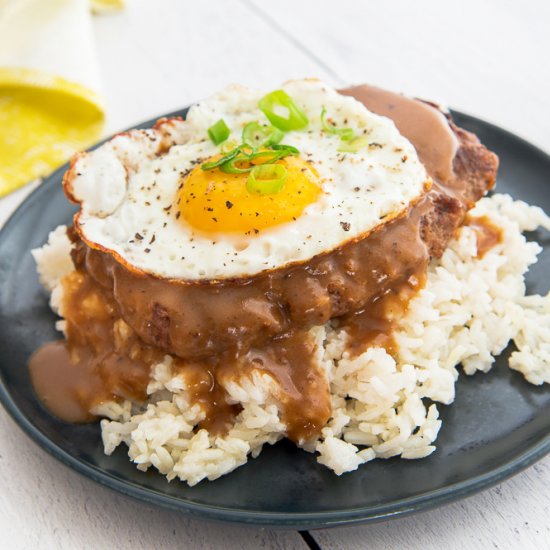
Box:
[69,85,498,361]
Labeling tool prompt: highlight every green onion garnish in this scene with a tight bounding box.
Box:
[320,107,355,142]
[208,119,230,145]
[202,144,298,173]
[337,136,369,153]
[201,147,241,170]
[271,143,300,155]
[201,147,241,171]
[220,139,239,153]
[247,164,287,195]
[258,90,309,131]
[248,145,299,166]
[219,154,255,174]
[242,122,284,149]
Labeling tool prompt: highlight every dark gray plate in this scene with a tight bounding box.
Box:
[0,111,549,529]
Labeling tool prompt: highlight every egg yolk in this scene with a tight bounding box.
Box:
[178,155,322,234]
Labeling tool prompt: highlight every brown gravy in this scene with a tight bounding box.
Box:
[30,84,472,442]
[29,341,98,423]
[242,330,331,441]
[341,271,425,358]
[29,268,331,441]
[466,215,503,258]
[341,84,458,184]
[30,271,159,423]
[173,359,242,435]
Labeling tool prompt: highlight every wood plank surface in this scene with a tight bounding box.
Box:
[0,409,306,549]
[253,0,550,152]
[92,0,338,133]
[312,456,550,549]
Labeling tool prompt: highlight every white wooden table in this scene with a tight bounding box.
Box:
[1,1,549,548]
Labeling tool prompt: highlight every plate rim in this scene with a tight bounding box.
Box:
[1,109,550,529]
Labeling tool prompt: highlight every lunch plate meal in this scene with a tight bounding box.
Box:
[0,80,549,528]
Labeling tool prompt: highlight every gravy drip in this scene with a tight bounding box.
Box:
[341,271,426,359]
[29,271,161,423]
[47,196,428,437]
[30,84,465,440]
[29,341,97,423]
[29,268,331,440]
[172,358,242,435]
[338,203,428,357]
[242,330,331,442]
[466,215,503,258]
[341,84,459,185]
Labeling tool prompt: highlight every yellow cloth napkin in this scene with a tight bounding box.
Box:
[91,0,124,14]
[0,0,110,197]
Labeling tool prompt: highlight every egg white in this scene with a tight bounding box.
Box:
[67,80,428,280]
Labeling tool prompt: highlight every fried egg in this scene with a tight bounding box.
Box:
[65,80,429,280]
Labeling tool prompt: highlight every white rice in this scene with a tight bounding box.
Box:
[34,194,550,485]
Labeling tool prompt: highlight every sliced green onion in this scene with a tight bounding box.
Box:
[220,139,239,153]
[258,90,309,131]
[250,146,299,165]
[219,148,295,173]
[242,122,284,148]
[337,136,369,153]
[271,143,300,155]
[321,107,355,141]
[242,122,263,147]
[247,164,287,195]
[201,147,241,171]
[236,144,255,158]
[267,128,284,145]
[248,150,283,164]
[201,142,298,173]
[219,154,254,174]
[208,119,230,145]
